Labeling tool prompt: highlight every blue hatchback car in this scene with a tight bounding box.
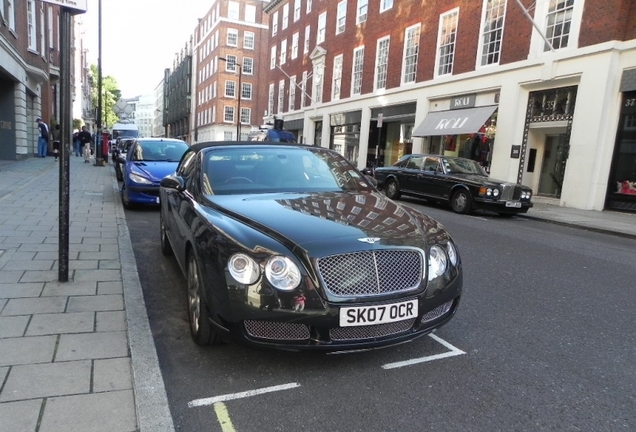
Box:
[120,138,189,208]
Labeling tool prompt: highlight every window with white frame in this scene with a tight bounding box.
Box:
[272,11,279,35]
[48,6,54,50]
[244,31,255,49]
[478,0,506,66]
[228,1,239,20]
[278,80,285,114]
[313,66,324,104]
[301,71,308,109]
[317,12,327,44]
[212,106,216,123]
[307,0,312,13]
[436,9,458,76]
[241,82,252,100]
[225,54,237,71]
[224,106,235,122]
[356,0,368,24]
[27,0,37,50]
[304,25,311,54]
[225,81,236,98]
[245,4,256,22]
[268,83,275,116]
[224,131,233,140]
[289,76,296,111]
[351,46,364,96]
[6,0,16,32]
[402,24,420,84]
[227,29,238,46]
[332,55,343,100]
[280,39,287,64]
[374,36,390,90]
[544,0,574,51]
[40,4,46,54]
[213,81,217,98]
[336,1,347,34]
[242,57,254,75]
[380,0,393,13]
[292,32,299,59]
[270,46,277,69]
[294,0,301,21]
[283,3,289,29]
[240,107,251,124]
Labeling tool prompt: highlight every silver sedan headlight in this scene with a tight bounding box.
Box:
[266,256,301,291]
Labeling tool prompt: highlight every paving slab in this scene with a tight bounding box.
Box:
[1,296,67,316]
[0,336,56,366]
[66,294,123,312]
[72,269,121,282]
[0,283,44,298]
[39,390,136,432]
[93,357,133,392]
[41,281,96,297]
[26,312,94,336]
[0,316,29,338]
[55,331,128,361]
[96,311,126,332]
[0,360,91,402]
[0,399,42,432]
[97,281,123,295]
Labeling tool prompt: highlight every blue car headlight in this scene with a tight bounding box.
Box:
[128,172,152,185]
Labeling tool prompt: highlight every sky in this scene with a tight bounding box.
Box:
[82,0,211,98]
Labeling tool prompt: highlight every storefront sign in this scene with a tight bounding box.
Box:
[450,94,476,110]
[510,145,521,158]
[41,0,87,12]
[412,105,498,137]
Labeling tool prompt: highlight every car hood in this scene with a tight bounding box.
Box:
[447,172,514,187]
[129,162,178,182]
[205,191,446,253]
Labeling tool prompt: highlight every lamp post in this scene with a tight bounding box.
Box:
[219,57,242,141]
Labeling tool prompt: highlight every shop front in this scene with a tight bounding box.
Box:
[412,95,497,173]
[368,103,416,169]
[329,111,362,166]
[606,89,636,212]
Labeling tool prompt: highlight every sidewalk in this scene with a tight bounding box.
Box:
[0,156,634,432]
[0,155,173,432]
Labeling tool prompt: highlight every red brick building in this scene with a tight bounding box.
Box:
[191,0,270,142]
[0,0,67,159]
[264,0,636,212]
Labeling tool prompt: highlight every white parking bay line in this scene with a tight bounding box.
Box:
[381,334,466,370]
[188,382,301,408]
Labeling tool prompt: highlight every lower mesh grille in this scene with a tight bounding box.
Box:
[244,320,310,341]
[421,301,453,323]
[329,319,415,341]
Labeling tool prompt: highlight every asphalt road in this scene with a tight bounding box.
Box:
[125,198,636,432]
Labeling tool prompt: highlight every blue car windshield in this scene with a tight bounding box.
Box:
[132,140,189,162]
[201,147,373,195]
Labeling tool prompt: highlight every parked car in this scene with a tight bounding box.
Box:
[159,141,462,351]
[113,138,135,182]
[119,138,188,208]
[373,154,533,215]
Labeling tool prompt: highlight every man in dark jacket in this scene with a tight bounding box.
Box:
[36,118,49,158]
[77,126,94,163]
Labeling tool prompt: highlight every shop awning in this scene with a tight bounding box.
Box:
[412,105,497,137]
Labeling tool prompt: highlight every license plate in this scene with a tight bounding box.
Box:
[505,201,521,208]
[339,299,418,327]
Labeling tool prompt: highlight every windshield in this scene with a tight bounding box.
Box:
[200,147,373,196]
[443,157,488,175]
[132,140,189,162]
[113,129,139,139]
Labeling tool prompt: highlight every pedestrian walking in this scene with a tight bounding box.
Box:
[52,124,61,161]
[73,128,82,157]
[77,126,94,163]
[36,118,49,158]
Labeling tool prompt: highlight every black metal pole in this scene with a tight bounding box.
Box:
[95,0,103,166]
[58,8,72,282]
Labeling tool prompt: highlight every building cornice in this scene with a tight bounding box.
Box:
[264,0,285,14]
[0,34,49,85]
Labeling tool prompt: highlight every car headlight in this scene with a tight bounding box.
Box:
[428,245,448,281]
[129,172,152,184]
[493,188,500,197]
[446,241,458,266]
[228,253,260,284]
[265,256,301,291]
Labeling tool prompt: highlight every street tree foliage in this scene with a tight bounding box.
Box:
[90,64,121,129]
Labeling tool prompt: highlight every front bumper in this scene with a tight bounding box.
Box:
[126,184,161,205]
[473,197,533,214]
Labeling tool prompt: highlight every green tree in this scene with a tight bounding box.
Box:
[90,64,121,129]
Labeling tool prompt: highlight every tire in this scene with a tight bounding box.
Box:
[115,164,123,181]
[121,184,133,209]
[450,189,472,214]
[187,252,221,346]
[385,179,401,200]
[160,212,173,256]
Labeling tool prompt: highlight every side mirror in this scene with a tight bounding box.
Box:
[364,175,378,189]
[160,175,185,191]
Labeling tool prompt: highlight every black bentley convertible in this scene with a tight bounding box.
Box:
[373,154,533,215]
[159,142,462,352]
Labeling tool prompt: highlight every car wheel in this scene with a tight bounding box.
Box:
[451,189,472,214]
[386,179,401,199]
[160,213,173,256]
[187,252,220,346]
[115,164,123,181]
[121,184,133,209]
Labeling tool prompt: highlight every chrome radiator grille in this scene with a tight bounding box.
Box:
[317,250,423,297]
[330,319,415,341]
[501,184,522,201]
[244,320,310,341]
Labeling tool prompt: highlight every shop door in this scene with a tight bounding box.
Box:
[537,134,567,197]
